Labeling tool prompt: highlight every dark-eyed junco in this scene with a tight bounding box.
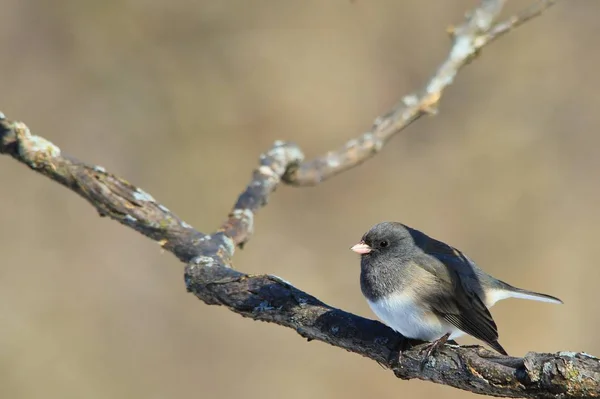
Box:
[351,222,562,358]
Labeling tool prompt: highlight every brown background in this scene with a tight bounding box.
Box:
[1,1,598,398]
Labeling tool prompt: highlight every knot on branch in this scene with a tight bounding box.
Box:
[0,117,62,167]
[221,141,304,247]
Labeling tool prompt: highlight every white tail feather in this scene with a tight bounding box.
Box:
[507,290,563,304]
[486,288,562,307]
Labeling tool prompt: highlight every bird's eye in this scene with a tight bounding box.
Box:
[379,240,389,248]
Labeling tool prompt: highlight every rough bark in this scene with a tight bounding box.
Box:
[4,1,595,398]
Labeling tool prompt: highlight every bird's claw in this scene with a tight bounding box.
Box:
[418,333,450,371]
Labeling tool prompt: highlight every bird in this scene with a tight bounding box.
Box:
[351,221,562,360]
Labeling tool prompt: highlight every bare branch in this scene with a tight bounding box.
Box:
[283,0,555,186]
[0,118,208,262]
[3,1,590,398]
[484,0,556,44]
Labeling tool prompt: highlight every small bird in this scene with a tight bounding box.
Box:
[351,222,562,358]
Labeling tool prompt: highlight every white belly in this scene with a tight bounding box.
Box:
[367,292,465,341]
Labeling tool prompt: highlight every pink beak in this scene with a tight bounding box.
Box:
[351,242,372,254]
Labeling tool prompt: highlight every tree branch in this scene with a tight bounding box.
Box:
[3,1,592,398]
[283,0,556,186]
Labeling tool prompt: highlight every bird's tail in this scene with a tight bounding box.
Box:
[488,340,509,356]
[503,284,563,305]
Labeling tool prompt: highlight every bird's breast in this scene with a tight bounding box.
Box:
[367,292,464,341]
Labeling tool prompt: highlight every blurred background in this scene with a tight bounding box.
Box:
[0,1,598,398]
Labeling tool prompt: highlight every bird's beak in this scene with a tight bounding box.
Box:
[350,241,372,254]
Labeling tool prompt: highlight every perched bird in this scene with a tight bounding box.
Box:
[351,222,562,358]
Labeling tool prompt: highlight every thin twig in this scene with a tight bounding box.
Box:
[282,0,555,186]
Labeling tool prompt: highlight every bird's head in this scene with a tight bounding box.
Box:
[351,222,414,259]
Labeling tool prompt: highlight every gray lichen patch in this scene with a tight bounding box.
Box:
[265,142,304,166]
[344,138,358,149]
[559,352,578,358]
[359,132,384,152]
[268,274,293,286]
[255,301,276,312]
[258,165,278,178]
[402,95,419,107]
[257,165,280,179]
[325,156,340,169]
[191,256,215,267]
[580,353,599,360]
[180,220,193,229]
[231,208,254,232]
[284,146,305,165]
[14,122,61,163]
[132,188,156,202]
[124,214,138,223]
[296,296,308,307]
[254,301,283,313]
[213,232,235,257]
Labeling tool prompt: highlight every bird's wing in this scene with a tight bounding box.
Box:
[407,225,487,286]
[406,227,508,354]
[425,268,506,354]
[409,227,471,268]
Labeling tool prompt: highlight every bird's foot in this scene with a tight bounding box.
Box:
[419,333,450,371]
